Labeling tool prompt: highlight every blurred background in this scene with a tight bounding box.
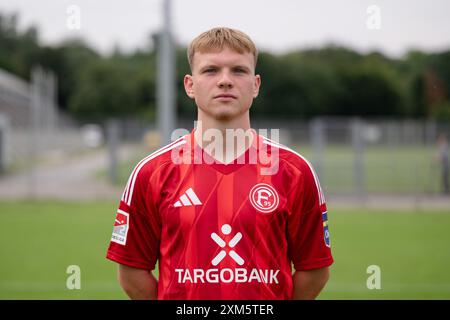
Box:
[0,0,449,299]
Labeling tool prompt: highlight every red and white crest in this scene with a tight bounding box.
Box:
[249,183,279,214]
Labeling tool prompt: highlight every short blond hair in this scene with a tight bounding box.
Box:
[187,27,258,70]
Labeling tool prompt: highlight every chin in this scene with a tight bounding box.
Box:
[202,105,237,120]
[212,109,244,121]
[199,103,248,122]
[212,111,233,120]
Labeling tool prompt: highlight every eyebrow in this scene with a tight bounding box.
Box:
[199,65,219,72]
[199,64,252,73]
[232,65,251,72]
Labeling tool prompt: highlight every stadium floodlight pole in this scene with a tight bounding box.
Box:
[156,0,176,146]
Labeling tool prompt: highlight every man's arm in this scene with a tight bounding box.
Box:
[292,267,330,300]
[118,264,158,300]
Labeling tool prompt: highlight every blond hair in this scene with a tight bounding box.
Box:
[187,27,258,70]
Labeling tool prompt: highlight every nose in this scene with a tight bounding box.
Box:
[217,71,233,89]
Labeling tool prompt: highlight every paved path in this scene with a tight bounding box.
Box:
[0,145,140,201]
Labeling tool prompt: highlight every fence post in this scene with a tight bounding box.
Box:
[310,118,325,181]
[351,118,365,202]
[107,119,120,185]
[0,115,11,173]
[28,67,43,199]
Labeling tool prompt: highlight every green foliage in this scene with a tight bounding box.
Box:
[431,102,450,121]
[43,40,100,111]
[0,13,40,79]
[254,49,342,117]
[333,62,402,117]
[428,51,450,95]
[176,48,196,119]
[68,56,156,120]
[252,47,404,118]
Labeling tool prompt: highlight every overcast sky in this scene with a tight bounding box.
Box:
[0,0,449,57]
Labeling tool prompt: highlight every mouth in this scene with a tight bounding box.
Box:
[214,94,237,100]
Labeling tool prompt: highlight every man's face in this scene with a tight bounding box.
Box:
[184,47,261,122]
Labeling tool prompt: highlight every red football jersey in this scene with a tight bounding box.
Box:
[106,129,333,300]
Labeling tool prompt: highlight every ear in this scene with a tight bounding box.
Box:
[184,74,195,99]
[253,74,261,98]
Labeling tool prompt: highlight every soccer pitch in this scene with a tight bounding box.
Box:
[0,201,449,299]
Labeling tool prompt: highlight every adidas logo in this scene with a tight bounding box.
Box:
[174,188,202,207]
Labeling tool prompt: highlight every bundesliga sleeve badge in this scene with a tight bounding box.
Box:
[322,211,331,248]
[111,209,129,245]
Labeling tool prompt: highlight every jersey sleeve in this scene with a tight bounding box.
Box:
[106,164,161,270]
[287,159,333,271]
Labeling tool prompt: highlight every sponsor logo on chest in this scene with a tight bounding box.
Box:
[175,223,280,284]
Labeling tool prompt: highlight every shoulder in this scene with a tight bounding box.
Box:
[259,135,326,204]
[121,135,189,205]
[259,135,315,173]
[133,135,189,174]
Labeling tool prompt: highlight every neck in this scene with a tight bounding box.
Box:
[194,112,253,164]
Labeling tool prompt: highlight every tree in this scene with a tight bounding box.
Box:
[68,59,140,119]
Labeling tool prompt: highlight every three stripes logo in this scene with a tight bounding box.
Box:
[174,188,202,207]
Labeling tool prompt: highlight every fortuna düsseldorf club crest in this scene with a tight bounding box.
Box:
[249,183,279,213]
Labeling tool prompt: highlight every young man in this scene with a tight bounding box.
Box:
[106,27,333,300]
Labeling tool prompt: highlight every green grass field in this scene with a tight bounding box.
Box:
[292,144,441,195]
[0,201,449,299]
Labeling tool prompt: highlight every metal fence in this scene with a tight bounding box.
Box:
[116,117,450,200]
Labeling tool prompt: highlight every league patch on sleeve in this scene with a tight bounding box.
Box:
[322,211,331,248]
[111,209,129,245]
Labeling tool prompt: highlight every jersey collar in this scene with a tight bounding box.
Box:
[189,128,259,175]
